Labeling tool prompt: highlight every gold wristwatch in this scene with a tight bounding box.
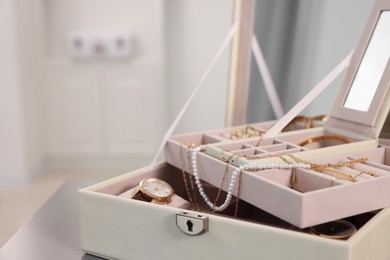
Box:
[133,178,174,204]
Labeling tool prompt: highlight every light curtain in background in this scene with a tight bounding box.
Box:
[248,0,373,123]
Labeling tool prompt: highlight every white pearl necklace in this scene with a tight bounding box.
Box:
[191,146,311,212]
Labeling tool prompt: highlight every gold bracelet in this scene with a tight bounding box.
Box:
[298,135,352,147]
[285,154,368,173]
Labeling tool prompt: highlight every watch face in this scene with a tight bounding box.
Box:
[139,178,174,201]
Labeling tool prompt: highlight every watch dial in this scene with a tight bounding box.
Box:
[141,178,173,199]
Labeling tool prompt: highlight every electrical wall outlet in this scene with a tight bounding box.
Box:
[106,32,133,58]
[67,31,133,60]
[68,32,93,58]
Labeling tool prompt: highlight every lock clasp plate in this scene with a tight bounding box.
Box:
[176,211,209,236]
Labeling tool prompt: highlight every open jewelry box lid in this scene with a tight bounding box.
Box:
[328,0,390,141]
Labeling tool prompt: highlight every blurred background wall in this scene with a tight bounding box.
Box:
[0,0,234,185]
[0,0,375,185]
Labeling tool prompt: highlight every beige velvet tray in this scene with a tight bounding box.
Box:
[166,138,390,228]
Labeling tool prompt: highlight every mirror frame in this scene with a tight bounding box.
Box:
[330,0,390,128]
[225,0,256,126]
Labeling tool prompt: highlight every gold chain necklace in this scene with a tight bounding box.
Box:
[284,154,369,182]
[218,150,241,218]
[286,154,368,172]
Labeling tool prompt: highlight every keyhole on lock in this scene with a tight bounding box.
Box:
[186,220,193,232]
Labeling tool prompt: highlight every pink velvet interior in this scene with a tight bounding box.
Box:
[208,120,275,140]
[277,128,363,150]
[85,156,383,233]
[191,145,390,227]
[163,124,390,228]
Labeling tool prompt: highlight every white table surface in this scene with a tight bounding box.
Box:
[0,181,104,260]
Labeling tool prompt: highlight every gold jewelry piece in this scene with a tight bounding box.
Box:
[277,155,297,188]
[285,154,369,181]
[291,168,297,189]
[255,131,265,147]
[230,125,264,140]
[320,168,357,182]
[354,171,377,178]
[309,219,357,240]
[280,154,367,184]
[217,151,241,218]
[286,154,368,173]
[347,163,378,178]
[234,167,242,218]
[214,152,235,208]
[298,135,352,147]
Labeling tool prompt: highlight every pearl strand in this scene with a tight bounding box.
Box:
[191,146,311,212]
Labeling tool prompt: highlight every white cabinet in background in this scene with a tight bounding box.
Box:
[45,66,101,154]
[104,67,157,154]
[45,64,164,159]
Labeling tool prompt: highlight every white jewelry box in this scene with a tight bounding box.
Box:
[80,0,390,259]
[80,163,390,260]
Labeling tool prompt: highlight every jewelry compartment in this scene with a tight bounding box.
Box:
[84,163,244,216]
[164,120,328,172]
[165,118,379,174]
[82,162,314,227]
[188,146,390,228]
[216,114,326,140]
[202,137,305,167]
[276,127,362,150]
[344,146,390,173]
[164,121,275,171]
[164,132,225,173]
[209,120,274,140]
[202,122,378,165]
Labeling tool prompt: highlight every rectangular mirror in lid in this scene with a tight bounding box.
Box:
[343,12,390,112]
[329,0,390,141]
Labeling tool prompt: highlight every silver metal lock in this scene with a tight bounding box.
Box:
[176,211,209,236]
